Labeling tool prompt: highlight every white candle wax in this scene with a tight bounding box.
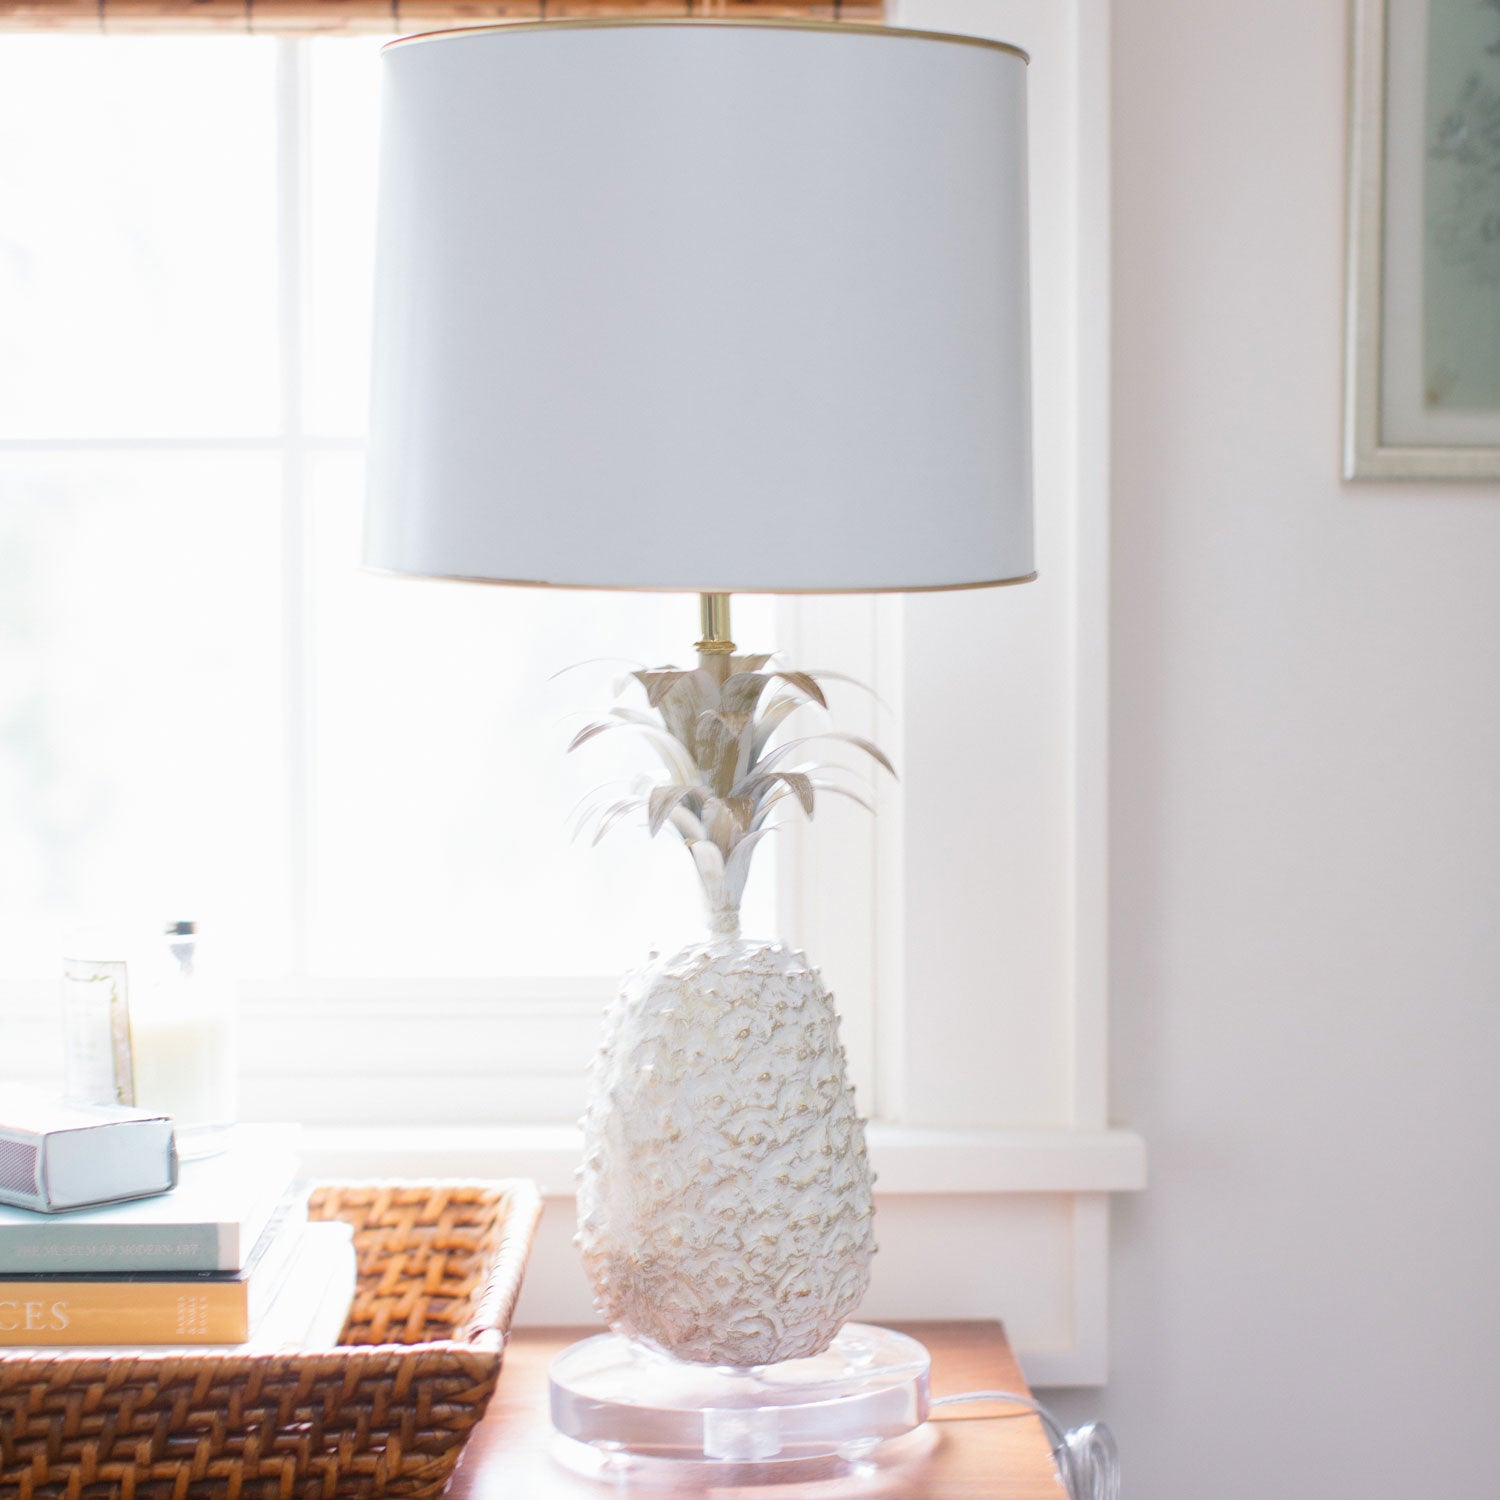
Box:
[130,1002,236,1128]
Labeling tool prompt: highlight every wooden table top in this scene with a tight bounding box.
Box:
[447,1321,1060,1499]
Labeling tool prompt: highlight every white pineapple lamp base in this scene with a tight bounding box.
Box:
[548,1323,930,1475]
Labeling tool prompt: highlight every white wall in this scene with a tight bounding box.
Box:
[1048,2,1500,1495]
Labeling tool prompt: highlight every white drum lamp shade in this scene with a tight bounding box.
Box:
[365,19,1034,594]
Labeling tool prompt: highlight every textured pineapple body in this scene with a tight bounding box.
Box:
[576,938,875,1366]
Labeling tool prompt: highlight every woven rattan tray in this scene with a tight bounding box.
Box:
[0,1178,542,1500]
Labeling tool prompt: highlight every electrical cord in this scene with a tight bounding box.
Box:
[930,1390,1120,1500]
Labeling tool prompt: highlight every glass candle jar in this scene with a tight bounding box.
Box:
[127,922,237,1159]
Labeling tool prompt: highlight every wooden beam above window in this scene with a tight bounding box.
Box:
[0,0,883,35]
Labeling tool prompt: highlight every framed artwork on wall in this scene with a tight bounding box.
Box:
[1344,0,1500,480]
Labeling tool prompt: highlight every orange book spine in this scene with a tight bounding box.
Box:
[0,1280,250,1344]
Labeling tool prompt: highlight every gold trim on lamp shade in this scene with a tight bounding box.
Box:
[384,17,1031,65]
[362,567,1040,594]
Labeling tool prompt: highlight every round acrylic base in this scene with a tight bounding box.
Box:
[548,1323,930,1474]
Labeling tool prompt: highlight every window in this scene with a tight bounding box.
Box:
[0,35,856,1123]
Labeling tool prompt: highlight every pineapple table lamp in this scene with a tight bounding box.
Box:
[365,16,1033,1473]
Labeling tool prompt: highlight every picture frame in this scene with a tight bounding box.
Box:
[1344,0,1500,480]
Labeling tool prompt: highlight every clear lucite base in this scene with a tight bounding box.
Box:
[548,1323,930,1475]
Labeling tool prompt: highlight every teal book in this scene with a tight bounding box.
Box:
[0,1124,299,1275]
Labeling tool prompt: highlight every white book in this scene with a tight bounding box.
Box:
[0,1090,177,1212]
[0,1124,300,1275]
[281,1220,358,1349]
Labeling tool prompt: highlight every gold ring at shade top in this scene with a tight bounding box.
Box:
[384,17,1030,66]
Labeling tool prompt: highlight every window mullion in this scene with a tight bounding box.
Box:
[276,37,314,978]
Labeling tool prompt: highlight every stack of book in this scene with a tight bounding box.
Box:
[0,1125,356,1352]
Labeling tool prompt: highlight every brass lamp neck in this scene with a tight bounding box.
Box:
[696,593,735,656]
[696,593,734,683]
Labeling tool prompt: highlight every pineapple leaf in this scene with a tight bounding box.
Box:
[724,828,771,909]
[548,657,644,682]
[748,776,875,831]
[781,769,817,815]
[646,730,704,787]
[667,804,708,842]
[750,691,815,762]
[609,706,660,727]
[809,779,876,814]
[754,731,897,781]
[719,672,772,718]
[732,716,761,788]
[703,797,744,852]
[747,785,789,829]
[797,668,889,709]
[652,669,721,758]
[632,669,694,709]
[648,784,702,838]
[766,670,827,710]
[722,794,756,835]
[737,769,815,816]
[566,779,635,827]
[748,780,865,829]
[695,711,747,799]
[566,720,616,753]
[687,839,726,906]
[589,799,644,845]
[569,717,701,786]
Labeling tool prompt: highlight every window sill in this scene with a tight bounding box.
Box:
[300,1122,1147,1197]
